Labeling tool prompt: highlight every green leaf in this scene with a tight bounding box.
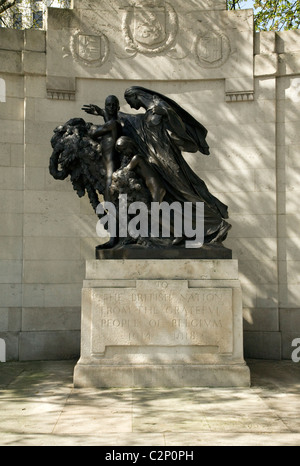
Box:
[227,0,300,31]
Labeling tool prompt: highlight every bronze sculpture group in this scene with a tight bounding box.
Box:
[49,87,231,255]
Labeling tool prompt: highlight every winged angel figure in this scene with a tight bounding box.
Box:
[49,87,231,250]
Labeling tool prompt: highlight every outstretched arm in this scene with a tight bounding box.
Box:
[82,104,106,120]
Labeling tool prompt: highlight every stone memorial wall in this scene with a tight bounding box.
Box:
[0,0,300,360]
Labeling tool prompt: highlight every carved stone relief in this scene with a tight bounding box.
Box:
[46,2,253,101]
[122,2,178,55]
[70,30,110,67]
[195,29,231,68]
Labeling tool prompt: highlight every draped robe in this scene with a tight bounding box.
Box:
[119,91,230,242]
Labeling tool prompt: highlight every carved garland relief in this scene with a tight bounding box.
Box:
[68,3,230,68]
[122,2,178,55]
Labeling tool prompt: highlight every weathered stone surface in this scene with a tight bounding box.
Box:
[46,2,254,88]
[85,259,239,280]
[255,53,278,77]
[244,331,282,360]
[91,282,233,355]
[19,331,80,361]
[0,29,24,51]
[22,307,81,331]
[0,51,22,74]
[74,259,250,387]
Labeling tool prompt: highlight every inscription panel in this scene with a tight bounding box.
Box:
[91,281,233,355]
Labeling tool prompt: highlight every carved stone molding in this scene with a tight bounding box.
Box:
[225,91,254,102]
[225,77,254,103]
[47,90,76,101]
[46,76,76,101]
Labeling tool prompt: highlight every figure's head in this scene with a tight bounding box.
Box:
[115,136,138,157]
[105,95,120,117]
[124,88,141,110]
[124,87,155,110]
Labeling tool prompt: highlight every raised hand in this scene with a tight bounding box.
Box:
[81,104,103,116]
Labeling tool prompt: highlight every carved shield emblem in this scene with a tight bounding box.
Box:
[123,2,178,55]
[78,35,102,62]
[134,7,166,47]
[196,30,230,68]
[198,33,222,63]
[70,31,109,67]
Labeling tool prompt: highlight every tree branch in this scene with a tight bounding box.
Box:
[0,0,16,15]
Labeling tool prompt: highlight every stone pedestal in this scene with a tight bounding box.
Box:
[74,260,250,387]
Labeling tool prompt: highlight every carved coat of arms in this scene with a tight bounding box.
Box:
[123,2,178,55]
[70,30,109,67]
[195,30,231,68]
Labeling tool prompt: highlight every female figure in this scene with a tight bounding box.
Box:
[121,86,231,244]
